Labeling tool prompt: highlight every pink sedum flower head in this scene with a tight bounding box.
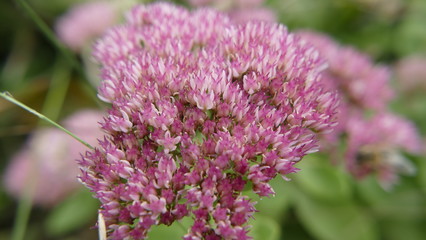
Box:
[297,30,422,188]
[297,30,393,111]
[80,3,338,239]
[346,113,422,190]
[296,30,395,144]
[3,110,104,207]
[394,55,426,93]
[56,1,119,51]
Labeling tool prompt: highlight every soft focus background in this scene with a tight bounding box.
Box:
[0,0,425,239]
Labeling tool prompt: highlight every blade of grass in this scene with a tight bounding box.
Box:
[0,92,94,150]
[40,57,71,123]
[11,183,35,240]
[0,26,34,90]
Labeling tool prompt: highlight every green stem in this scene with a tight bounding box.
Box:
[1,26,34,90]
[0,92,94,150]
[11,186,33,240]
[40,57,71,123]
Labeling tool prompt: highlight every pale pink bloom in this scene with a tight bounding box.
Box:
[297,30,393,111]
[296,30,394,143]
[297,30,422,188]
[346,113,421,189]
[56,1,118,51]
[394,55,426,92]
[228,8,276,23]
[3,110,104,207]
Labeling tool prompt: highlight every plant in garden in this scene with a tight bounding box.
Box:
[78,2,338,239]
[297,30,422,189]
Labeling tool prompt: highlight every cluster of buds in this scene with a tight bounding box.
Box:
[79,3,338,239]
[297,31,422,189]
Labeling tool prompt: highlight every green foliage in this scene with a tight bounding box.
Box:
[45,189,99,237]
[294,155,352,202]
[249,214,281,240]
[147,217,192,239]
[381,218,426,240]
[292,183,379,240]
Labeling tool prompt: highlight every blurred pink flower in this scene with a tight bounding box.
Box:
[3,110,104,207]
[346,113,422,189]
[297,30,393,111]
[55,1,118,51]
[394,55,426,92]
[228,8,276,23]
[297,30,422,189]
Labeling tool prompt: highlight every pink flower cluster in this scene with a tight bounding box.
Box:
[297,31,422,188]
[297,31,393,112]
[346,113,421,189]
[79,3,338,239]
[395,55,426,93]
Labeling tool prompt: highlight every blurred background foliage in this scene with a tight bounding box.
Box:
[0,0,425,239]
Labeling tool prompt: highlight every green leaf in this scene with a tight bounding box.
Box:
[251,177,292,222]
[381,218,426,240]
[293,186,378,240]
[415,155,426,193]
[393,0,426,56]
[355,175,388,205]
[293,154,352,202]
[357,175,426,220]
[192,131,205,145]
[248,214,281,240]
[45,188,99,237]
[147,217,192,239]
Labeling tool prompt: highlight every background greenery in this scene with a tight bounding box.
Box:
[0,0,425,239]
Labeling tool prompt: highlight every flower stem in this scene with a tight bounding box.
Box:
[40,57,71,123]
[11,187,33,240]
[0,92,94,150]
